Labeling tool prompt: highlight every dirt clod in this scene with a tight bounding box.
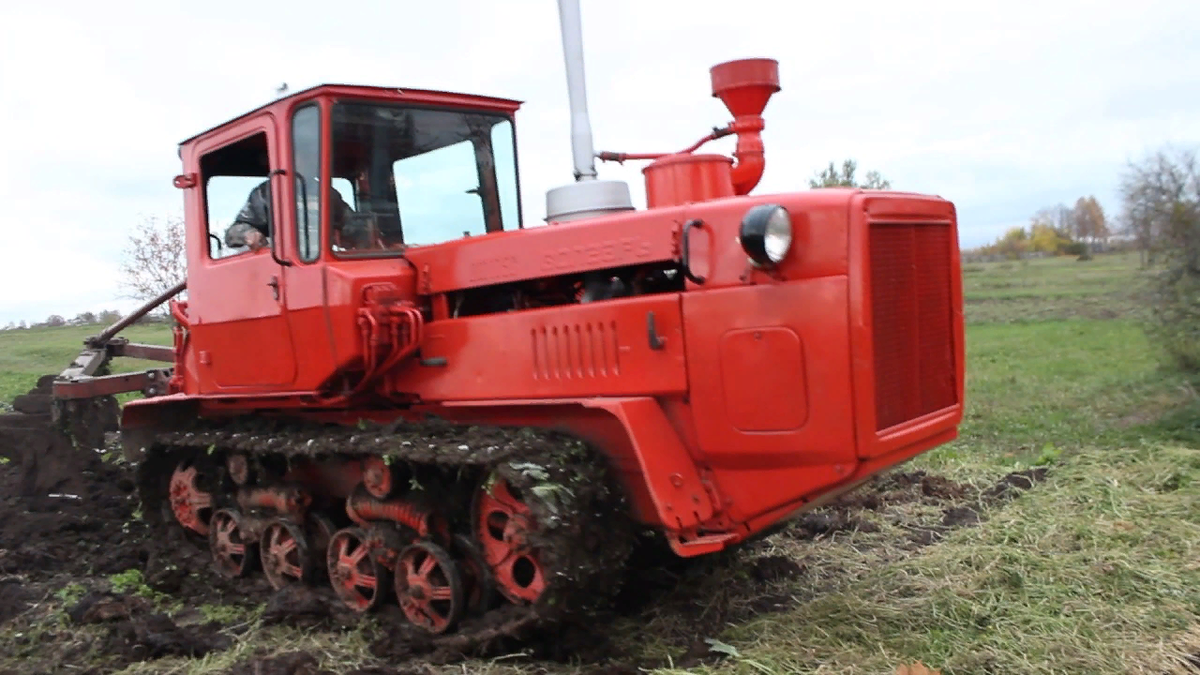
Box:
[121,611,232,659]
[941,506,981,528]
[69,590,152,624]
[984,467,1048,501]
[791,511,874,539]
[0,579,34,625]
[11,394,52,415]
[225,651,326,675]
[261,585,347,628]
[749,555,804,582]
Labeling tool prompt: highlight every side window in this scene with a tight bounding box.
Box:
[292,106,321,262]
[200,132,272,259]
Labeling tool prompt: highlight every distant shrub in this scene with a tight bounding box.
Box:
[962,265,984,274]
[1120,146,1200,373]
[1144,264,1200,371]
[1062,242,1088,256]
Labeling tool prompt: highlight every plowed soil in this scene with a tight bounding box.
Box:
[0,388,1047,674]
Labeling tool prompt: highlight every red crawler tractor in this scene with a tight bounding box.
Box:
[47,0,964,638]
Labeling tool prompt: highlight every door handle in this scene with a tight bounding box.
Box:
[267,276,280,301]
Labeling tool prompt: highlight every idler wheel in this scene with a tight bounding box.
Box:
[394,540,464,634]
[209,508,256,578]
[169,460,214,535]
[327,527,389,612]
[451,533,496,613]
[474,477,547,604]
[260,518,312,590]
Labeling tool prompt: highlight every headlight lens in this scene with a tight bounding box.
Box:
[740,203,793,265]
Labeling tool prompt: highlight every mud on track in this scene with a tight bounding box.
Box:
[0,403,1047,673]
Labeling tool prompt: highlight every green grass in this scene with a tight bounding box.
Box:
[708,443,1200,675]
[0,322,171,401]
[962,251,1150,323]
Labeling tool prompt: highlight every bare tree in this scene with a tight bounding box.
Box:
[809,159,892,189]
[1120,145,1200,372]
[1083,196,1110,245]
[1120,148,1198,267]
[117,215,187,313]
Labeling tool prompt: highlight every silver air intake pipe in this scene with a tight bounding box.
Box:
[558,0,597,181]
[545,0,634,222]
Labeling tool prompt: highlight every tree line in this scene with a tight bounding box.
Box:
[0,309,172,332]
[969,196,1113,260]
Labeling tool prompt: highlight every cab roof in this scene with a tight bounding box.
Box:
[178,83,524,148]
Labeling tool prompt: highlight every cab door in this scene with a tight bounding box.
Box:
[186,114,298,390]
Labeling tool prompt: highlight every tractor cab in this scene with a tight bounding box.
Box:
[173,86,524,393]
[183,86,523,264]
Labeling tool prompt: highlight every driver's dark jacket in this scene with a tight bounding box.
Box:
[224,179,351,247]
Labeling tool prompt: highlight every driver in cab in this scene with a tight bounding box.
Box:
[224,178,353,251]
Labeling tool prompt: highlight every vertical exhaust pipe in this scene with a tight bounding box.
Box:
[557,0,597,182]
[544,0,633,221]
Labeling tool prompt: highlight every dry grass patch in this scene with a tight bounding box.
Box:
[680,442,1200,675]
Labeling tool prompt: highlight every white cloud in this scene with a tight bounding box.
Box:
[2,0,1199,324]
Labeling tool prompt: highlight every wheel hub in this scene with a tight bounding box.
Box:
[209,508,255,578]
[260,518,311,589]
[475,477,547,604]
[394,540,464,634]
[168,462,213,535]
[326,527,388,612]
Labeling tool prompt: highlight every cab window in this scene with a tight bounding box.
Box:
[329,102,520,256]
[200,131,273,260]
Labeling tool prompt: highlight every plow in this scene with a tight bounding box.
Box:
[0,0,964,649]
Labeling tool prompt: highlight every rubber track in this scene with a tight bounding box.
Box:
[133,415,638,651]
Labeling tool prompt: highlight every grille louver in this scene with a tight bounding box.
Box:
[869,222,958,431]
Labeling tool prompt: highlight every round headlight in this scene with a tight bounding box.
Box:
[740,203,793,265]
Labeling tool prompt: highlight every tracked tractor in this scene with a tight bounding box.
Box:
[30,0,964,638]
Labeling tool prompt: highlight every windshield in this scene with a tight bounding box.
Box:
[329,101,520,256]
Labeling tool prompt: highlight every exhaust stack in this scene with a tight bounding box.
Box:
[558,0,596,182]
[544,0,634,223]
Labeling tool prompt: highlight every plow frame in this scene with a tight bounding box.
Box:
[51,280,185,401]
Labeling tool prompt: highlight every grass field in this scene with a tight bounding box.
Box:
[1,252,1198,674]
[0,323,171,403]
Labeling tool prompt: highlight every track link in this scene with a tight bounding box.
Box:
[134,414,637,649]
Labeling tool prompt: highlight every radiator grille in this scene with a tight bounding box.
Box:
[531,321,621,380]
[869,221,957,431]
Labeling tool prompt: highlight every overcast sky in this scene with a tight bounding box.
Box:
[1,0,1198,325]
